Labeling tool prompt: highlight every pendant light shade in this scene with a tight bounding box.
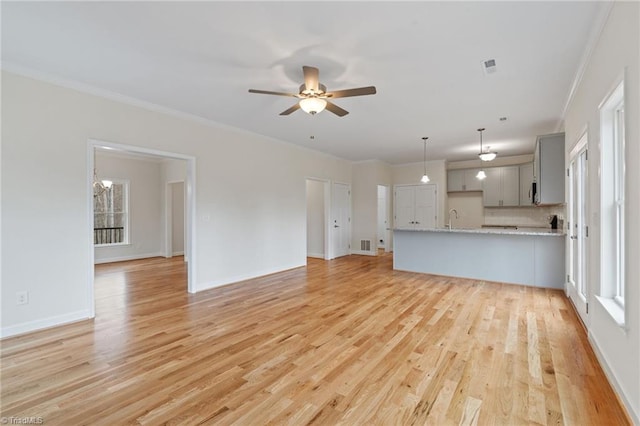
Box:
[299,97,327,115]
[477,127,497,161]
[420,137,430,183]
[476,170,487,180]
[479,151,497,161]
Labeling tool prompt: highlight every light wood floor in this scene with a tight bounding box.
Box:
[1,254,629,425]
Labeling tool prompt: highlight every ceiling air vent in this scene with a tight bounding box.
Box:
[482,59,497,75]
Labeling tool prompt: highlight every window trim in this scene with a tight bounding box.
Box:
[598,77,626,326]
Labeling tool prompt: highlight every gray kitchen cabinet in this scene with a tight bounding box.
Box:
[447,168,482,192]
[534,133,565,205]
[519,162,534,205]
[482,166,519,207]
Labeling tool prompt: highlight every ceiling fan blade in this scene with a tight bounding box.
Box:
[279,103,301,116]
[248,89,298,97]
[326,86,377,99]
[302,66,320,92]
[325,101,349,117]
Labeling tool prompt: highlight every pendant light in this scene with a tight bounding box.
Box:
[476,128,488,180]
[420,137,430,183]
[477,127,497,161]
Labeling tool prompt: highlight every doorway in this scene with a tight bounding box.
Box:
[332,182,351,258]
[306,178,329,259]
[567,133,589,325]
[88,139,197,318]
[167,181,186,259]
[377,185,390,252]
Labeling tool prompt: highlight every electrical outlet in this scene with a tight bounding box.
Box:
[16,291,29,305]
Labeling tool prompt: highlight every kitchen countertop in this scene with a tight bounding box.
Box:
[393,227,565,237]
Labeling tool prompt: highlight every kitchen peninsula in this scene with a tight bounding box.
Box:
[393,227,565,288]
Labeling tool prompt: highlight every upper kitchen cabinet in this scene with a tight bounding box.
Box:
[534,133,565,205]
[447,169,483,192]
[519,162,534,206]
[482,166,520,207]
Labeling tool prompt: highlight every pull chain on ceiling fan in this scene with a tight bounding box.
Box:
[248,66,376,117]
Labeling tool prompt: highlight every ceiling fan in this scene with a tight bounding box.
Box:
[248,65,376,117]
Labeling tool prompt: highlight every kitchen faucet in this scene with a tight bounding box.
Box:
[448,208,458,230]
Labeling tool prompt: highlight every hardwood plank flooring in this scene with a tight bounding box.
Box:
[0,254,630,425]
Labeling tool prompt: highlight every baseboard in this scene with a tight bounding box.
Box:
[1,309,92,339]
[350,250,377,257]
[194,262,305,293]
[94,252,164,264]
[172,251,185,256]
[307,252,325,259]
[588,331,639,425]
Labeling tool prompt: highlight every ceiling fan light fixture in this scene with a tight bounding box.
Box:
[299,97,327,115]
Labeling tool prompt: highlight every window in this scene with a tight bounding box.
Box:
[598,80,625,325]
[613,102,625,306]
[94,180,129,246]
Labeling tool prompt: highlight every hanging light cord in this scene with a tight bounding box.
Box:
[422,137,428,174]
[478,128,485,153]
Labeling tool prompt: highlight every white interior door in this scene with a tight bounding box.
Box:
[332,182,351,258]
[377,185,388,249]
[568,139,588,324]
[414,185,437,228]
[394,186,415,228]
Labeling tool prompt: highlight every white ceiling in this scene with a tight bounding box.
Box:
[1,1,607,164]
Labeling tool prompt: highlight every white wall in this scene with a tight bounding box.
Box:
[351,160,392,255]
[1,71,352,337]
[563,1,639,422]
[447,193,484,229]
[306,179,325,258]
[391,160,447,228]
[163,158,187,182]
[94,152,164,263]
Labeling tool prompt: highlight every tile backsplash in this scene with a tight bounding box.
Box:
[484,205,566,228]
